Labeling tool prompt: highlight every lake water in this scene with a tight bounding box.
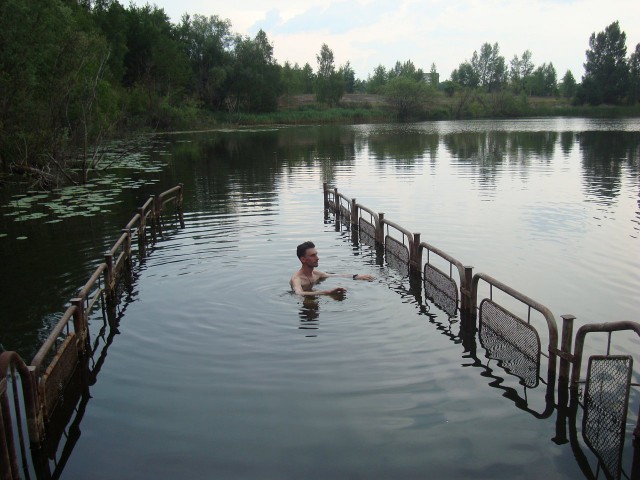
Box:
[1,118,639,479]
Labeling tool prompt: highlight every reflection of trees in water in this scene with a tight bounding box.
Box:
[164,127,359,211]
[367,131,439,170]
[578,131,640,204]
[560,131,575,156]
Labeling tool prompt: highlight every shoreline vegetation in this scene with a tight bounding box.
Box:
[192,93,640,128]
[1,1,639,190]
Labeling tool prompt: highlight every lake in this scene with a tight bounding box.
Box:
[1,118,639,479]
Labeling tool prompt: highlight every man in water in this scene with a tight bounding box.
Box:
[290,241,375,296]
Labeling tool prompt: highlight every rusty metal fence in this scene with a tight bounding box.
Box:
[0,184,183,480]
[324,183,640,479]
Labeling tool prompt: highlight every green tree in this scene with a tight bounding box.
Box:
[527,63,557,96]
[559,70,577,98]
[177,13,233,109]
[315,44,344,106]
[300,63,315,94]
[0,0,118,181]
[509,50,534,93]
[226,30,281,113]
[383,76,433,120]
[367,65,387,93]
[450,62,479,88]
[471,42,507,91]
[628,43,640,104]
[339,61,356,94]
[580,21,629,105]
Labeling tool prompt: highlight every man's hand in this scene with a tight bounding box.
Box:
[354,274,375,281]
[323,287,347,297]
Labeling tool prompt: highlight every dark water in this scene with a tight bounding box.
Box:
[1,118,639,479]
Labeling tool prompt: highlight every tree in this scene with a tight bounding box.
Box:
[339,61,356,94]
[383,76,433,120]
[509,50,534,93]
[450,62,479,88]
[315,44,344,106]
[428,63,439,86]
[628,43,640,104]
[580,21,629,105]
[471,42,507,91]
[226,30,281,113]
[367,65,387,93]
[527,63,557,96]
[177,14,233,109]
[559,70,577,98]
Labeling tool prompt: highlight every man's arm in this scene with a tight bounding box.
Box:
[324,273,375,281]
[291,275,346,296]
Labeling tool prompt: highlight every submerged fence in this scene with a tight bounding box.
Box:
[324,183,640,480]
[0,184,183,480]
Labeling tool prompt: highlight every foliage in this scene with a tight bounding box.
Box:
[383,76,433,120]
[315,44,344,107]
[559,70,577,98]
[579,21,629,105]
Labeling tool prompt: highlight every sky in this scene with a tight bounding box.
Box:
[132,0,640,81]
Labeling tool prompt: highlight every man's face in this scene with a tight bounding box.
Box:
[301,247,319,267]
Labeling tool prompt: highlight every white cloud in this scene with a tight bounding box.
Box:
[137,0,640,80]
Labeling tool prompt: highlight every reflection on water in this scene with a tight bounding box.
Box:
[1,118,639,479]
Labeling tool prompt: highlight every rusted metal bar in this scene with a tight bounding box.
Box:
[350,198,358,227]
[375,213,385,246]
[571,321,640,389]
[410,233,422,276]
[71,298,87,353]
[0,376,20,480]
[77,263,107,301]
[559,314,576,384]
[323,183,329,209]
[104,252,114,298]
[31,306,76,374]
[1,352,44,446]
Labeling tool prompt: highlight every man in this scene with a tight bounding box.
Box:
[290,241,375,296]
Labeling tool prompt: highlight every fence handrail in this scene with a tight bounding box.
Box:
[77,263,107,300]
[419,241,466,282]
[472,272,559,345]
[0,351,43,444]
[571,321,640,388]
[30,306,76,373]
[380,218,414,245]
[355,203,379,224]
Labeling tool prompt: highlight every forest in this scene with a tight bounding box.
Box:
[1,0,639,188]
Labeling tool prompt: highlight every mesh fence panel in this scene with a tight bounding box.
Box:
[583,355,633,480]
[358,218,376,248]
[424,263,458,317]
[479,299,541,388]
[385,235,408,273]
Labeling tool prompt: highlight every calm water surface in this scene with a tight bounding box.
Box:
[1,118,639,479]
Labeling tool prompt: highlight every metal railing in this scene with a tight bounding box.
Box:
[324,183,639,473]
[0,184,183,479]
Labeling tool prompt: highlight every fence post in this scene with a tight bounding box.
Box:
[70,298,88,353]
[333,188,339,215]
[558,314,575,384]
[178,183,184,209]
[463,266,474,319]
[104,252,114,300]
[351,198,358,228]
[122,229,132,270]
[410,233,422,276]
[376,213,385,247]
[323,183,329,210]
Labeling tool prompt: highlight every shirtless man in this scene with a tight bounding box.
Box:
[290,241,375,296]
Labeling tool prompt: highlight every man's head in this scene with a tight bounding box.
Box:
[296,241,315,261]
